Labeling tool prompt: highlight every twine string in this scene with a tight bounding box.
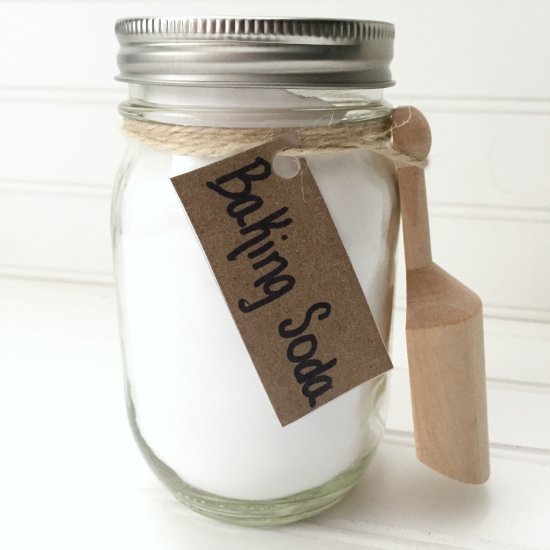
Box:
[121,113,428,169]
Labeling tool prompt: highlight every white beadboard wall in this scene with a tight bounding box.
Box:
[1,2,549,325]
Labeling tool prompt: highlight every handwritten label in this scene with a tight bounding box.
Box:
[171,135,393,426]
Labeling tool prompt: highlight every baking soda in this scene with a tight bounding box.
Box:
[115,89,398,500]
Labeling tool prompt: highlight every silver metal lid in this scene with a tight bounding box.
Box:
[115,17,395,88]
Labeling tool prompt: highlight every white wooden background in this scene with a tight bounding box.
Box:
[1,1,549,549]
[2,0,550,320]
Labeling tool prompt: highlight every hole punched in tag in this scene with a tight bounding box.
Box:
[272,131,303,180]
[273,154,302,179]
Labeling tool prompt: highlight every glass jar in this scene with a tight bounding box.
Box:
[112,17,399,526]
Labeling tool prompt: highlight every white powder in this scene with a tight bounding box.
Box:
[116,89,398,501]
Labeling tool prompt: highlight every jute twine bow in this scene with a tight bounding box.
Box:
[121,111,428,169]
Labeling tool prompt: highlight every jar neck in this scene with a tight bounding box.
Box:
[119,85,392,128]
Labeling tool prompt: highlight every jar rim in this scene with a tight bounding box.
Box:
[118,86,393,128]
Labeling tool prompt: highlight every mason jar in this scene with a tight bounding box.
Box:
[112,17,399,526]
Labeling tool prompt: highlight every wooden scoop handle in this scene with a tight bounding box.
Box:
[392,107,433,271]
[391,106,490,484]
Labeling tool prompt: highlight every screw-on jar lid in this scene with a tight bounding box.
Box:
[115,17,395,88]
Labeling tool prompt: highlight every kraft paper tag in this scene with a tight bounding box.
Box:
[171,134,393,426]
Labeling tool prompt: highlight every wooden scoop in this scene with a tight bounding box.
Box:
[391,106,490,484]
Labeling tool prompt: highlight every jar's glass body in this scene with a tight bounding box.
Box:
[112,87,399,525]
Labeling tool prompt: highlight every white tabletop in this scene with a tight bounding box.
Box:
[1,278,549,550]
